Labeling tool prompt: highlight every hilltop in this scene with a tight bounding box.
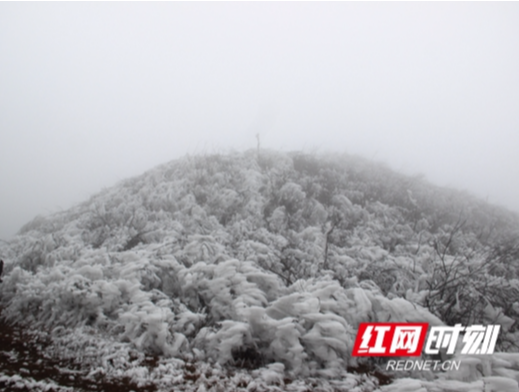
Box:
[1,150,519,391]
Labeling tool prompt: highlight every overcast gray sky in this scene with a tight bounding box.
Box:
[1,2,519,240]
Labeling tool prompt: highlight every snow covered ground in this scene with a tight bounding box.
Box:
[1,151,519,391]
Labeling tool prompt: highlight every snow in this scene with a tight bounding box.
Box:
[0,373,73,391]
[1,151,519,391]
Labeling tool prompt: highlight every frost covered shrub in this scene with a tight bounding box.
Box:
[207,188,243,225]
[278,182,306,215]
[189,270,443,376]
[177,234,227,266]
[180,259,270,322]
[1,250,191,356]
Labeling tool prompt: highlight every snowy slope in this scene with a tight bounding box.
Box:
[1,150,519,391]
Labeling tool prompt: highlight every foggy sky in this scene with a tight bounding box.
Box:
[1,2,519,240]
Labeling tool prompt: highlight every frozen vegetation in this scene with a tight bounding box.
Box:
[1,150,519,391]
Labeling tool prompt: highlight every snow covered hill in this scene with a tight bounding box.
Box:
[1,150,519,391]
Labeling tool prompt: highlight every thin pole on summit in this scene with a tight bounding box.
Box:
[256,133,260,158]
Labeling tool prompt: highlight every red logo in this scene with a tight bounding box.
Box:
[352,323,429,356]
